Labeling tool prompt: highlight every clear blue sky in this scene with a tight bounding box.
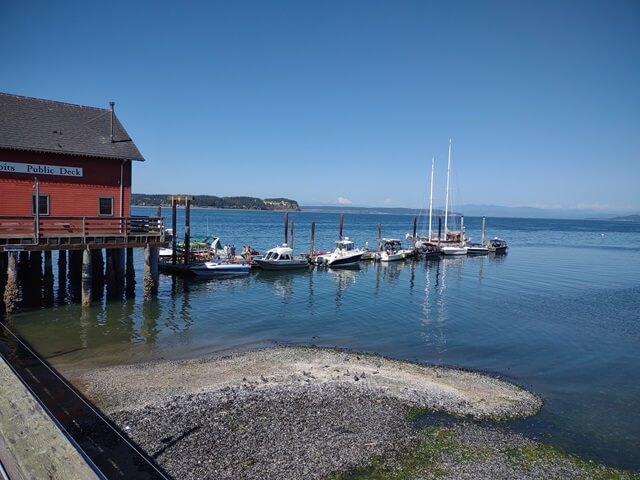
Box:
[1,0,639,213]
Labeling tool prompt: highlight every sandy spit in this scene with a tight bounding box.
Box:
[78,346,540,419]
[76,346,543,480]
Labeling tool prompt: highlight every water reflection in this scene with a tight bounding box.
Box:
[255,270,308,301]
[329,266,359,308]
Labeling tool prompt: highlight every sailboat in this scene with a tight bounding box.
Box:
[440,139,467,256]
[413,157,441,257]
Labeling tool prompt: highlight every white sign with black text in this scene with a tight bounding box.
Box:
[0,161,83,177]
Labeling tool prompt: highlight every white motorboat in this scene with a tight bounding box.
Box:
[440,246,467,256]
[465,243,489,255]
[315,238,364,267]
[254,243,309,271]
[189,260,250,276]
[379,238,413,262]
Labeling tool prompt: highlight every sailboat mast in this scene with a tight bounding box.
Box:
[428,157,434,241]
[444,138,452,237]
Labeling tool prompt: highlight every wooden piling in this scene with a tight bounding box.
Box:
[28,251,43,307]
[3,252,19,314]
[310,222,315,260]
[377,224,382,252]
[91,249,105,301]
[339,214,344,240]
[43,251,54,307]
[0,252,6,313]
[105,249,116,300]
[290,221,295,252]
[125,248,135,298]
[144,245,159,299]
[69,250,83,303]
[481,216,486,246]
[184,198,191,265]
[81,248,92,308]
[284,212,289,244]
[171,198,177,265]
[57,250,67,303]
[412,216,417,240]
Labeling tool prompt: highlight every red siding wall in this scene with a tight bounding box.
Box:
[0,150,132,217]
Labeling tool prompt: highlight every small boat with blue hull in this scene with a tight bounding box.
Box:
[189,260,250,276]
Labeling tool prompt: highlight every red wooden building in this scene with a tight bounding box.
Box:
[0,93,141,218]
[0,93,164,250]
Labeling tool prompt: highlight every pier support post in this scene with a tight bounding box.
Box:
[69,250,83,303]
[171,198,177,265]
[81,248,92,308]
[105,248,125,300]
[144,245,159,299]
[126,248,135,298]
[3,252,19,314]
[17,251,29,303]
[184,198,191,265]
[28,251,43,308]
[43,251,54,307]
[115,248,126,298]
[57,250,67,303]
[91,249,105,301]
[0,252,7,314]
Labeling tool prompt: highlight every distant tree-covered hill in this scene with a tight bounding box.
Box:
[132,194,300,211]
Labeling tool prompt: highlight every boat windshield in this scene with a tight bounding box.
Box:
[336,241,354,251]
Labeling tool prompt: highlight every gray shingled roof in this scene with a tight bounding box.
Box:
[0,93,145,161]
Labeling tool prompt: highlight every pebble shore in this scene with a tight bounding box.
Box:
[74,347,636,479]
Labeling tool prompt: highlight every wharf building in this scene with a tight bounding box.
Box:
[0,92,165,313]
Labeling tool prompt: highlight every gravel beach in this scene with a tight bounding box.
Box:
[73,347,635,479]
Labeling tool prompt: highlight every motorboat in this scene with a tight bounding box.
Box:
[314,238,364,267]
[487,237,508,254]
[440,245,467,256]
[413,238,441,258]
[465,242,489,255]
[189,260,250,276]
[379,238,413,262]
[254,243,309,271]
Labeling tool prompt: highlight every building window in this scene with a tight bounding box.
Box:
[99,197,114,216]
[32,194,50,216]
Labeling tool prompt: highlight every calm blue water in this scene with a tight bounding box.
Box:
[8,207,640,471]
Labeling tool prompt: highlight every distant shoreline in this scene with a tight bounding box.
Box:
[131,203,638,221]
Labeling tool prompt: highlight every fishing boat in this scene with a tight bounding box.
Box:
[254,243,309,271]
[315,238,364,267]
[189,260,251,276]
[487,237,508,254]
[379,238,413,262]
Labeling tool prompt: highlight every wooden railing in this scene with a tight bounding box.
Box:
[0,215,165,248]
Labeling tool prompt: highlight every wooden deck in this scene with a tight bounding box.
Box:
[0,215,166,252]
